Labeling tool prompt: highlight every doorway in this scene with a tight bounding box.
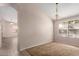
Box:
[0,6,18,56]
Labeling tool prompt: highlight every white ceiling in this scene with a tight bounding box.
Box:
[35,3,79,20]
[0,6,17,23]
[0,3,10,6]
[58,3,79,19]
[36,3,56,19]
[1,3,79,21]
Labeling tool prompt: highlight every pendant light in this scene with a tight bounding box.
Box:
[56,3,58,20]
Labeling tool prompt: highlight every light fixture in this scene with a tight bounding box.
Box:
[56,3,58,20]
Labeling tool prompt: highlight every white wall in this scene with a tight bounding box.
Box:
[54,15,79,47]
[16,4,53,50]
[0,18,1,47]
[2,20,17,37]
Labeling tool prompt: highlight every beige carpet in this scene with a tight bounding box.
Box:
[21,42,79,56]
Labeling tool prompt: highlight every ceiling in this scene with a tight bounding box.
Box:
[35,3,79,20]
[0,4,17,23]
[1,3,79,21]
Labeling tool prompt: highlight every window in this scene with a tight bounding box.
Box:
[59,20,79,38]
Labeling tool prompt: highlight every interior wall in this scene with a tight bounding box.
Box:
[54,16,79,47]
[2,20,17,38]
[0,18,1,47]
[17,4,53,50]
